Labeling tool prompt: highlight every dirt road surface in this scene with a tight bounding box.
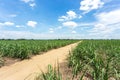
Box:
[0,42,79,80]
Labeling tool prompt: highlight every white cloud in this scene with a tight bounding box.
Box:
[0,30,87,39]
[78,22,95,27]
[21,0,34,3]
[49,30,54,33]
[67,11,77,19]
[58,11,81,29]
[49,28,54,31]
[4,22,14,26]
[58,10,77,21]
[0,30,38,39]
[90,23,113,34]
[78,15,82,19]
[62,21,78,28]
[21,0,36,8]
[80,0,104,13]
[0,29,119,39]
[89,9,120,37]
[49,28,54,33]
[48,26,62,33]
[27,21,37,28]
[58,19,64,22]
[0,21,14,27]
[29,3,36,7]
[72,31,77,34]
[96,9,120,25]
[94,23,106,30]
[16,25,24,28]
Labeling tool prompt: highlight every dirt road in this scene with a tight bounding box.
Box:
[0,42,79,80]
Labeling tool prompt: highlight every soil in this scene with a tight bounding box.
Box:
[0,42,79,80]
[3,57,20,66]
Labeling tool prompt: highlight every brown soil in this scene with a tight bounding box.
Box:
[3,57,20,66]
[0,42,79,80]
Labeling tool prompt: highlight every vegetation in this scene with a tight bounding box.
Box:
[68,40,120,80]
[35,64,62,80]
[0,40,78,60]
[24,40,120,80]
[0,54,4,67]
[1,39,120,80]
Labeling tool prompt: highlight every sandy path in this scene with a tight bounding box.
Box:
[0,42,79,80]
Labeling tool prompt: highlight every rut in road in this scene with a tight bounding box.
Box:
[0,42,79,80]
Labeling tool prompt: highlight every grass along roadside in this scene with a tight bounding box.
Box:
[68,40,120,80]
[35,40,120,80]
[0,40,78,67]
[0,54,4,67]
[33,62,88,80]
[35,64,62,80]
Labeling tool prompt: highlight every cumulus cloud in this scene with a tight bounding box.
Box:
[21,0,36,8]
[67,11,77,19]
[96,9,120,25]
[29,3,36,7]
[27,21,37,28]
[0,21,14,27]
[80,0,104,13]
[90,9,120,37]
[58,11,80,29]
[62,21,78,28]
[58,10,78,21]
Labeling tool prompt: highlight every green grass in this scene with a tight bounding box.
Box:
[32,40,120,80]
[68,40,120,80]
[0,54,4,67]
[35,64,62,80]
[0,40,78,60]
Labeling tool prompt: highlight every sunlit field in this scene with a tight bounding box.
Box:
[0,40,78,66]
[0,0,120,80]
[68,40,120,80]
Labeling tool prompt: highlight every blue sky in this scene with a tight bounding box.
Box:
[0,0,120,39]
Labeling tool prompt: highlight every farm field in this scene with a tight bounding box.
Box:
[1,0,120,80]
[0,40,120,80]
[37,40,120,80]
[0,41,79,80]
[0,39,78,67]
[68,40,120,80]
